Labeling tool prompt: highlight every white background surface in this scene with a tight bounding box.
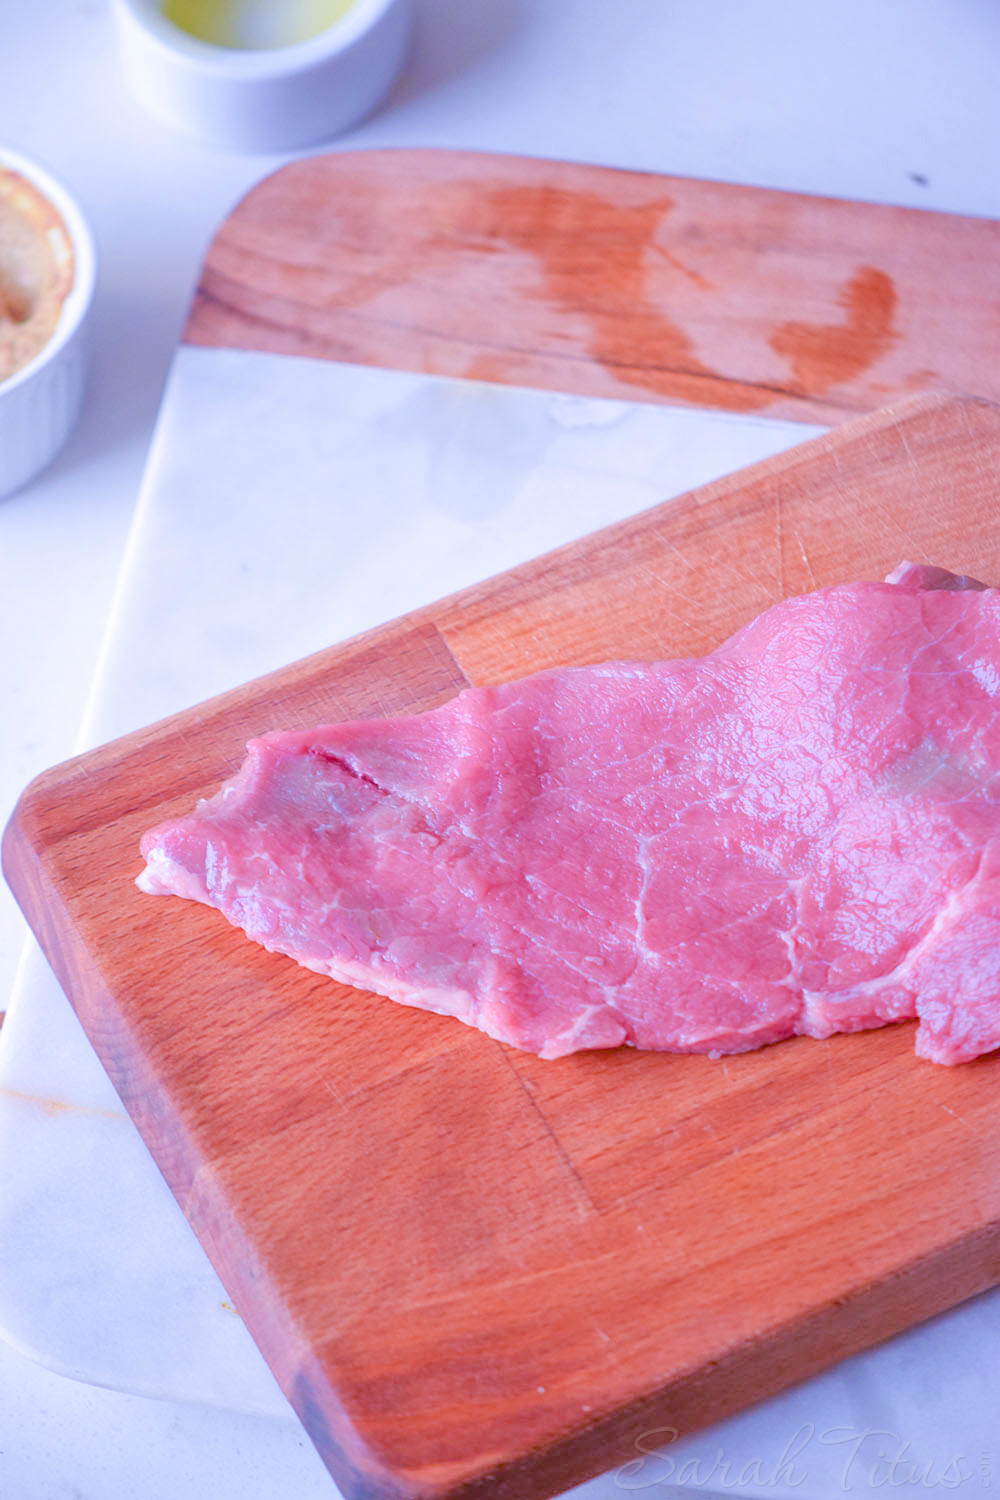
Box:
[4,1,1000,1496]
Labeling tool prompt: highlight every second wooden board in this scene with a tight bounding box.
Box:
[186,148,1000,427]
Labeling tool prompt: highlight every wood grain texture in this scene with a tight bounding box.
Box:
[184,148,1000,426]
[7,392,1000,1500]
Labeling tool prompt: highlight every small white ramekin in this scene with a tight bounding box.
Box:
[111,0,413,153]
[0,148,96,503]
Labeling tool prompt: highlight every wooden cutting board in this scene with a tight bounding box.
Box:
[186,149,1000,426]
[7,151,1000,1500]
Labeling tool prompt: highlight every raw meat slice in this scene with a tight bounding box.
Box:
[138,564,1000,1066]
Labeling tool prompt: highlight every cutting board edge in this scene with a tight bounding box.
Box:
[391,1216,1000,1500]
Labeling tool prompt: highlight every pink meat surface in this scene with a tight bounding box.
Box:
[138,564,1000,1065]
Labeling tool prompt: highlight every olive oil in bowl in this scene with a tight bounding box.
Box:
[162,0,359,49]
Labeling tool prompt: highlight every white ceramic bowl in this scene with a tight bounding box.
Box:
[111,0,413,152]
[0,148,96,502]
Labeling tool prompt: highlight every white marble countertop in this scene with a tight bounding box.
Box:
[4,1,1000,1495]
